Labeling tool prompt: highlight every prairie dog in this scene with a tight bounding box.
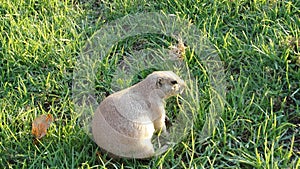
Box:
[92,71,186,159]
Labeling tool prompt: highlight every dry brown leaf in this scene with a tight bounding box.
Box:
[32,114,54,139]
[169,38,186,61]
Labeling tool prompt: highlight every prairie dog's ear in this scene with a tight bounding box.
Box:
[156,77,163,88]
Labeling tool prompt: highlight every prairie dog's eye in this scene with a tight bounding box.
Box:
[171,80,177,85]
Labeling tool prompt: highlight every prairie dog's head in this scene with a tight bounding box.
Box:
[147,71,186,98]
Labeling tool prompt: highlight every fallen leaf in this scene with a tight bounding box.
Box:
[169,37,186,61]
[32,114,54,139]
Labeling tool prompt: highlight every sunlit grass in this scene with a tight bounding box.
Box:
[1,0,299,168]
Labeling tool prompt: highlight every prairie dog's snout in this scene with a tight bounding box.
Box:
[171,78,186,94]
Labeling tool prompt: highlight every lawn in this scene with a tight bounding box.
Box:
[0,0,299,168]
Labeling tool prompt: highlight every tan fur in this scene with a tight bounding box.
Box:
[92,71,185,159]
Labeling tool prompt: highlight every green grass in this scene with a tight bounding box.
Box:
[1,0,299,168]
